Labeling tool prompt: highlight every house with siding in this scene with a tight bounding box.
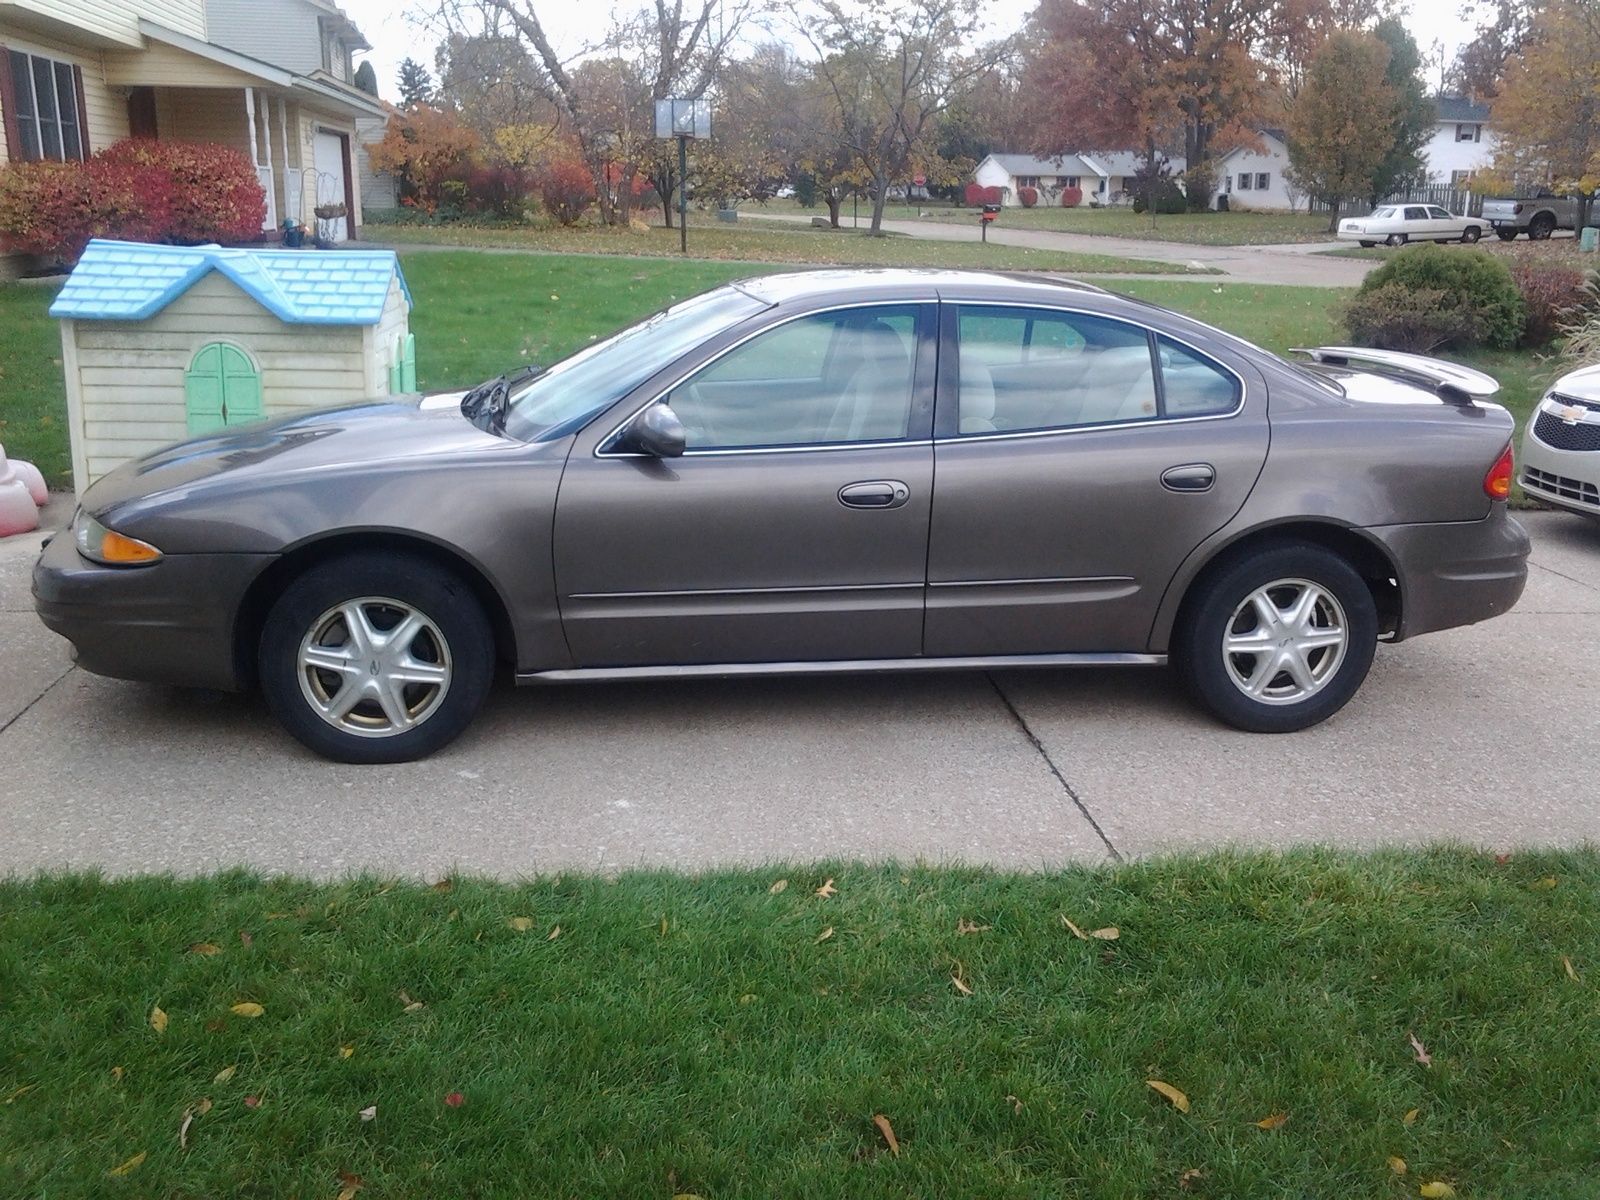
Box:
[0,0,386,276]
[972,151,1185,207]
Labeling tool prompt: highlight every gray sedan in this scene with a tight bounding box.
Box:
[34,271,1530,762]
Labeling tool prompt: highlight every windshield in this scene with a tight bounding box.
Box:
[501,285,769,441]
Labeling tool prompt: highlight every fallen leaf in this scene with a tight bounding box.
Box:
[956,919,991,935]
[179,1107,195,1150]
[432,878,454,893]
[508,916,534,932]
[815,926,835,943]
[195,1097,212,1115]
[357,1104,377,1122]
[1060,915,1088,940]
[738,993,757,1005]
[239,930,253,948]
[547,925,561,941]
[337,1167,365,1199]
[187,942,222,956]
[205,1019,226,1033]
[1408,1032,1432,1067]
[3,1084,35,1104]
[1090,927,1120,941]
[1532,876,1559,890]
[1389,1156,1408,1175]
[1402,1107,1419,1126]
[446,908,460,922]
[872,1113,900,1156]
[1179,1167,1203,1190]
[110,1067,124,1082]
[337,1186,362,1200]
[339,1045,355,1060]
[244,1095,261,1109]
[108,1151,147,1177]
[1564,955,1580,982]
[1254,1111,1289,1130]
[403,1001,424,1014]
[150,1005,168,1034]
[768,879,789,894]
[230,1002,265,1019]
[1005,1094,1023,1114]
[1419,1183,1456,1198]
[214,1065,236,1084]
[1493,853,1511,865]
[659,916,669,936]
[950,965,973,996]
[444,1091,465,1108]
[1146,1079,1190,1113]
[815,878,837,899]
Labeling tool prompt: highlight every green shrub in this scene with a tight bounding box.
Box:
[1342,282,1485,353]
[1132,178,1186,215]
[1351,243,1524,350]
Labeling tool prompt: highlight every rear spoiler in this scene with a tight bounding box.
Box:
[1290,346,1500,407]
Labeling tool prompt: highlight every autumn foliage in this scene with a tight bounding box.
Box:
[1060,185,1083,207]
[536,157,595,226]
[1018,186,1038,207]
[368,106,481,214]
[0,139,265,260]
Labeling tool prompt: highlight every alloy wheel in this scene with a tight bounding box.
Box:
[297,597,453,738]
[1221,578,1348,706]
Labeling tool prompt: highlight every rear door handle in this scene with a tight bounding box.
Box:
[1160,463,1215,493]
[839,480,910,509]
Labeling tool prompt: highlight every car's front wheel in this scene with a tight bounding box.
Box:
[1175,543,1378,733]
[1359,240,1376,248]
[259,552,495,763]
[1461,226,1482,243]
[1385,233,1407,247]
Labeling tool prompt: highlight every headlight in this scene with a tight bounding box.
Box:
[74,512,163,566]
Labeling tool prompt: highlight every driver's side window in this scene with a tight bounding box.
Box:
[664,305,920,450]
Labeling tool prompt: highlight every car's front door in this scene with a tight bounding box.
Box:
[1403,205,1434,238]
[924,302,1269,655]
[552,303,937,666]
[1426,205,1458,239]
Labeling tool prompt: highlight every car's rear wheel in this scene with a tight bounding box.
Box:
[259,552,495,763]
[1175,544,1378,733]
[1495,227,1519,241]
[1461,225,1481,243]
[1528,213,1556,240]
[1385,233,1407,247]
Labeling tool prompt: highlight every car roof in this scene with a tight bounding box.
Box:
[734,269,1107,306]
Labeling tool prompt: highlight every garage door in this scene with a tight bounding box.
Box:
[312,129,349,242]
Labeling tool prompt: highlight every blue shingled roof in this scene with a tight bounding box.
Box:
[49,239,411,325]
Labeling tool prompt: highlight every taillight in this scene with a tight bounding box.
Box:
[1484,442,1514,500]
[1513,202,1524,215]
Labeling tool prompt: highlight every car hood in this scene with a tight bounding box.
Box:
[84,393,513,516]
[1552,363,1600,402]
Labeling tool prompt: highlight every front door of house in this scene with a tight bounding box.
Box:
[313,130,349,241]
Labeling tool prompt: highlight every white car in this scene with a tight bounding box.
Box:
[1337,204,1486,248]
[1521,364,1600,518]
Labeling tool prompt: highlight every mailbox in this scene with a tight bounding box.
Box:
[980,203,1000,223]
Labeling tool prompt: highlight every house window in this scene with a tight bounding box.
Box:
[1456,123,1480,143]
[1017,175,1039,188]
[1224,175,1233,193]
[1066,175,1080,188]
[1238,173,1253,191]
[4,51,85,162]
[1255,172,1270,190]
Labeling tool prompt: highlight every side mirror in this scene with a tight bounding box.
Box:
[626,403,686,458]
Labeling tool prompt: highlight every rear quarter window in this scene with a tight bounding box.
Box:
[1158,336,1241,416]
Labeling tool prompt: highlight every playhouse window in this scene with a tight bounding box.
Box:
[184,343,263,434]
[5,52,85,162]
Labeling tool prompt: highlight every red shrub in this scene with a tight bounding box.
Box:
[963,182,984,207]
[537,158,594,226]
[1060,185,1083,207]
[1508,260,1591,345]
[982,186,1003,205]
[1018,186,1038,207]
[0,138,264,261]
[459,164,535,219]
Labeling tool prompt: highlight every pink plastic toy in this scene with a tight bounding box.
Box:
[0,443,42,537]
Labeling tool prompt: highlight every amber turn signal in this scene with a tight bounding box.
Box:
[74,513,162,566]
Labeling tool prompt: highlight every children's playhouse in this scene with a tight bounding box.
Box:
[49,239,415,494]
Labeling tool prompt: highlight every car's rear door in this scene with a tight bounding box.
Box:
[552,302,937,666]
[924,300,1269,655]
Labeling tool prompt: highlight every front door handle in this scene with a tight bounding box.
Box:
[1160,463,1216,493]
[839,480,910,509]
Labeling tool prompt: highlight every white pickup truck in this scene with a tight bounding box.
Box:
[1480,194,1581,240]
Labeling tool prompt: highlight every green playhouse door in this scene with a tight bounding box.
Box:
[185,343,263,434]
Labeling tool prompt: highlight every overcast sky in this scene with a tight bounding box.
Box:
[338,0,1472,105]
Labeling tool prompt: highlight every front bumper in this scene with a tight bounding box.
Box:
[32,531,274,691]
[1520,428,1600,516]
[1366,506,1530,641]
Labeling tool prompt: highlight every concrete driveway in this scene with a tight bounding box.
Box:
[2,507,1597,879]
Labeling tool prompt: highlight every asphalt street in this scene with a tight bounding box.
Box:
[2,503,1597,879]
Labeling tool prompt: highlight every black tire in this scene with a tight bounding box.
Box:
[1528,213,1556,240]
[1359,241,1376,248]
[1174,542,1378,734]
[259,551,495,763]
[1495,228,1518,241]
[1385,233,1407,247]
[1461,225,1481,243]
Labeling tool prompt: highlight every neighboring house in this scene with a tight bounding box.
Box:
[0,0,386,278]
[973,151,1184,206]
[355,98,400,215]
[1422,95,1495,187]
[1215,129,1297,211]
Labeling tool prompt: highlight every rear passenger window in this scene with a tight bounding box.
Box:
[956,307,1157,434]
[1157,336,1240,416]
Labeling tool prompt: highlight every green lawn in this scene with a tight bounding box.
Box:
[5,851,1600,1197]
[1,255,1561,490]
[370,218,1210,274]
[752,200,1339,246]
